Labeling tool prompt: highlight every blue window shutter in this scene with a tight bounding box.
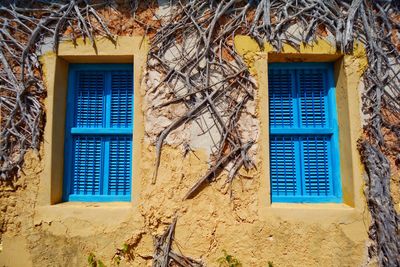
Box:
[108,136,132,196]
[64,64,133,202]
[301,136,332,196]
[269,69,295,128]
[270,136,298,196]
[298,69,328,128]
[268,63,341,203]
[71,136,102,195]
[110,71,133,128]
[75,71,105,128]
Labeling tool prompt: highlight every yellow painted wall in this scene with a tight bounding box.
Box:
[0,35,371,267]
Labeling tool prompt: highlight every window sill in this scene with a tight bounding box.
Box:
[271,195,342,203]
[260,202,360,224]
[34,202,135,234]
[270,202,353,210]
[66,194,131,202]
[49,201,133,208]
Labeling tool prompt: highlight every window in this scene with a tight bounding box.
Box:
[269,63,342,203]
[63,64,133,202]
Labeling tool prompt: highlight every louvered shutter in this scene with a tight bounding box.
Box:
[65,64,133,202]
[298,69,328,128]
[107,71,133,197]
[298,69,332,197]
[71,136,102,195]
[111,71,133,128]
[108,136,132,195]
[269,63,341,203]
[269,68,299,199]
[301,136,332,196]
[270,136,298,196]
[269,69,295,128]
[75,71,105,127]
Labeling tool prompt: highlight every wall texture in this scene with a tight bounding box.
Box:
[0,35,373,267]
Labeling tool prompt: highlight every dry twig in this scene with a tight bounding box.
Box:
[0,1,399,265]
[153,217,204,267]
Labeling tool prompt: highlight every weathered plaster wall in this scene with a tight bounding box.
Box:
[0,35,372,267]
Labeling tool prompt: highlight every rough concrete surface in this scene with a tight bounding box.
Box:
[0,34,373,267]
[0,144,371,267]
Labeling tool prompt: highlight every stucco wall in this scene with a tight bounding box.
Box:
[0,35,372,267]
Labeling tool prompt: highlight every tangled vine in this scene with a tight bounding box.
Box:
[0,0,399,266]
